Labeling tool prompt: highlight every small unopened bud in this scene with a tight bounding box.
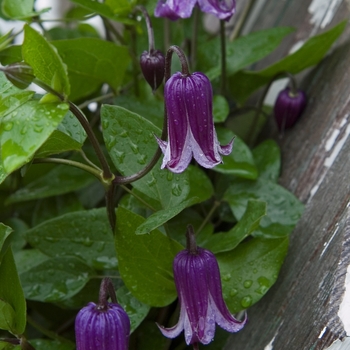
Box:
[274,87,307,132]
[140,49,165,92]
[4,62,35,89]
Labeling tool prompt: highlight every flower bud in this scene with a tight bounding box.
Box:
[140,49,165,92]
[75,278,130,350]
[4,62,35,89]
[274,87,307,131]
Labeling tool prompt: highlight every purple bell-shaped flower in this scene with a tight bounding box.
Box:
[155,0,235,21]
[155,71,233,173]
[75,278,130,350]
[158,226,247,346]
[274,87,307,132]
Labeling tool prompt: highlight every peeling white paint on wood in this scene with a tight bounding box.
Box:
[323,337,350,350]
[308,0,343,30]
[338,264,350,336]
[264,334,277,350]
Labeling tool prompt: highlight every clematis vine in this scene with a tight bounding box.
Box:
[155,46,233,173]
[157,225,247,347]
[155,0,236,21]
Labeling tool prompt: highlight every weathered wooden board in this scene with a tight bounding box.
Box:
[224,1,350,349]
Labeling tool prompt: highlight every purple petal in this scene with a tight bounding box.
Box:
[203,250,247,332]
[218,137,234,156]
[155,0,197,20]
[157,302,185,339]
[198,0,236,20]
[75,302,130,350]
[173,250,210,342]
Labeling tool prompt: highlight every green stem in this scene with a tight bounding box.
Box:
[105,181,117,232]
[77,92,115,110]
[26,315,74,346]
[196,200,221,235]
[129,25,140,97]
[103,18,126,45]
[220,20,227,95]
[229,0,256,41]
[68,102,113,181]
[33,157,102,180]
[32,78,113,181]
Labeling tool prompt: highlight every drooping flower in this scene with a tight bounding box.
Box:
[274,87,307,132]
[155,71,233,173]
[158,226,246,346]
[75,278,130,350]
[140,49,165,92]
[155,0,235,21]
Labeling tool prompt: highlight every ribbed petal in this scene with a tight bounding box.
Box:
[198,0,236,20]
[173,250,210,343]
[155,0,197,20]
[75,302,130,350]
[204,250,247,332]
[157,300,186,339]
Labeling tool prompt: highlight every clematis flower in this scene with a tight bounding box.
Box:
[274,87,307,132]
[75,278,130,350]
[158,225,246,346]
[155,0,235,21]
[155,71,233,173]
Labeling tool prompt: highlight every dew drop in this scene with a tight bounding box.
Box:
[3,122,13,131]
[34,125,43,133]
[83,237,93,247]
[147,176,157,187]
[222,273,231,282]
[130,142,139,154]
[229,288,238,297]
[240,295,252,308]
[171,183,182,196]
[96,242,105,252]
[119,130,128,138]
[57,103,69,110]
[115,150,125,164]
[243,280,253,289]
[137,154,147,165]
[167,171,173,181]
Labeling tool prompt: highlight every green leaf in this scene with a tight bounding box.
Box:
[116,286,150,333]
[101,105,190,209]
[213,95,229,123]
[0,99,69,174]
[47,24,100,40]
[230,21,347,103]
[14,249,49,275]
[70,0,136,24]
[22,25,70,97]
[213,127,258,179]
[0,223,12,253]
[52,38,130,101]
[0,299,16,332]
[6,163,96,204]
[0,342,20,350]
[20,256,94,302]
[0,247,26,334]
[218,237,289,313]
[0,45,22,65]
[186,165,214,203]
[35,130,83,158]
[253,139,281,182]
[2,218,26,252]
[203,200,266,253]
[29,339,74,350]
[224,178,304,238]
[0,72,34,119]
[115,207,183,307]
[198,27,295,80]
[25,209,117,270]
[135,197,200,235]
[57,111,87,145]
[2,0,37,19]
